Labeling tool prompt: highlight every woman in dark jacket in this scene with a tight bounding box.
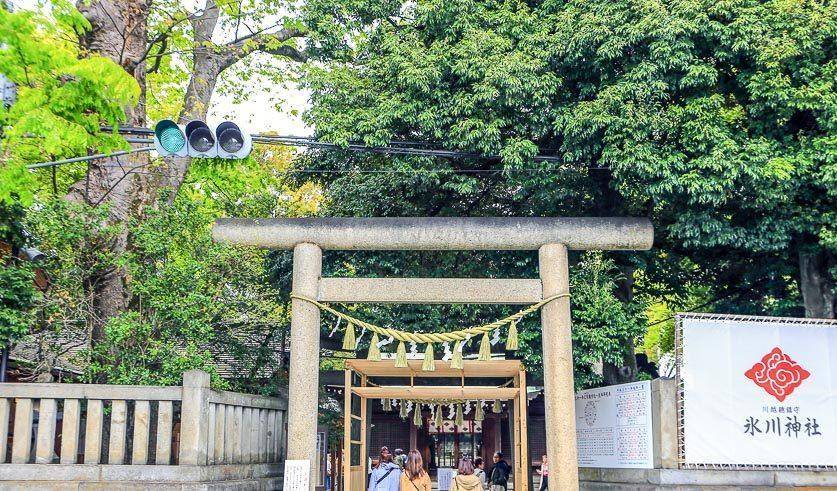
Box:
[489,452,511,490]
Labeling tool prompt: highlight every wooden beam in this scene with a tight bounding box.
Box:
[351,386,518,400]
[318,278,542,304]
[345,359,522,378]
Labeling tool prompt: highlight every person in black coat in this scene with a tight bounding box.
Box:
[489,451,511,490]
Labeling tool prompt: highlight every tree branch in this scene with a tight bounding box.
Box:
[221,28,308,69]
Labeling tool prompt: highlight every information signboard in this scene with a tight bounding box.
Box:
[283,459,311,490]
[575,380,654,468]
[679,314,837,467]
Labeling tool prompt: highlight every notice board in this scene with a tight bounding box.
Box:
[575,380,654,468]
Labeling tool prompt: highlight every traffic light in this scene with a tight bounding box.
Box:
[153,120,252,159]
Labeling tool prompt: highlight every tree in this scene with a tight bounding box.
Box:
[0,0,311,362]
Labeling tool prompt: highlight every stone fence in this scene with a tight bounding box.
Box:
[0,369,286,490]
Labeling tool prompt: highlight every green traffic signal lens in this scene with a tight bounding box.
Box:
[159,126,185,152]
[155,121,185,153]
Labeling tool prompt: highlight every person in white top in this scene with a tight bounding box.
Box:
[473,457,487,489]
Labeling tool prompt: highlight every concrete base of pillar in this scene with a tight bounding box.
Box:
[580,467,837,490]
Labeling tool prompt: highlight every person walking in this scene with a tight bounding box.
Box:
[400,449,432,491]
[473,457,487,490]
[450,458,484,491]
[489,452,510,491]
[537,454,549,490]
[369,446,401,491]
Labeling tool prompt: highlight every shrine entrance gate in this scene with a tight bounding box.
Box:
[212,217,653,490]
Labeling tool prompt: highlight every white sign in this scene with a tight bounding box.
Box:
[283,459,311,490]
[680,314,837,466]
[575,380,654,468]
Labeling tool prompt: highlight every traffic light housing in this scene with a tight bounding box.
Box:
[153,120,252,159]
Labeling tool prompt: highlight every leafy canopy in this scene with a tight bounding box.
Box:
[0,4,138,205]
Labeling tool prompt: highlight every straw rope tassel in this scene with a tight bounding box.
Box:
[450,340,464,369]
[492,399,502,413]
[475,401,484,422]
[422,343,436,371]
[478,332,491,361]
[383,398,392,411]
[399,401,408,419]
[367,332,381,361]
[395,341,408,368]
[455,403,464,427]
[434,405,443,428]
[506,320,519,351]
[413,404,423,426]
[342,321,356,351]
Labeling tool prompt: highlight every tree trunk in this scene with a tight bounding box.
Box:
[799,248,836,318]
[69,0,153,351]
[603,264,640,385]
[162,2,222,202]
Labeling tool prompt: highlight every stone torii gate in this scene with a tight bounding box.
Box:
[212,217,653,490]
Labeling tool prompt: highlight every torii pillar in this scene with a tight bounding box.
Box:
[213,217,653,490]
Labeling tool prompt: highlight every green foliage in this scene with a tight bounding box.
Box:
[85,312,222,387]
[18,147,321,387]
[0,201,38,349]
[0,6,138,205]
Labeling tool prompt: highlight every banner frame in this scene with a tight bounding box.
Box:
[675,312,837,471]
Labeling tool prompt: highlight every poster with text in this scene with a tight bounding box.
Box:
[283,460,311,491]
[680,314,837,466]
[575,380,654,468]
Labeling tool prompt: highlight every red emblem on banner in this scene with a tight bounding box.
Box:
[745,347,810,402]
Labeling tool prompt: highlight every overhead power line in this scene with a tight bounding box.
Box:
[26,147,155,170]
[25,126,610,170]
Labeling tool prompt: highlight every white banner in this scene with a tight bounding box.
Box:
[680,314,837,466]
[575,380,654,468]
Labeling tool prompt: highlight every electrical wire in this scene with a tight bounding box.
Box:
[25,147,155,170]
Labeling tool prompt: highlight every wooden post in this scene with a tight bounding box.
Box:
[360,375,368,484]
[519,370,530,491]
[512,391,521,488]
[343,369,352,491]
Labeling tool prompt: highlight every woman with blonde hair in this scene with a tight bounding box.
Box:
[450,458,484,491]
[400,450,431,490]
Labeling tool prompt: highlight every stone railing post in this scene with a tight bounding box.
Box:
[652,378,678,469]
[179,370,211,465]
